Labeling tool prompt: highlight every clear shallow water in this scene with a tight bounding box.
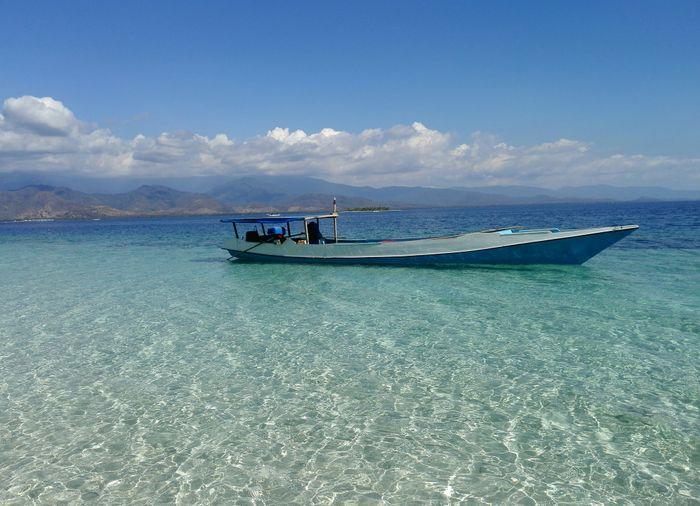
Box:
[1,202,698,504]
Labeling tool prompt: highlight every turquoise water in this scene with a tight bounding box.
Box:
[1,202,698,504]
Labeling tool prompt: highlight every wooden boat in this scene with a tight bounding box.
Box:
[221,211,638,266]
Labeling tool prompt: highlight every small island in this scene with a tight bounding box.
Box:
[344,206,391,212]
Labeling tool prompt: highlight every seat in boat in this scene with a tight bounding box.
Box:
[245,230,261,242]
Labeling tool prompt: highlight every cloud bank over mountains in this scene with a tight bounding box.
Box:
[1,95,697,188]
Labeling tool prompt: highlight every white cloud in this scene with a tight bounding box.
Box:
[2,96,80,136]
[0,95,698,188]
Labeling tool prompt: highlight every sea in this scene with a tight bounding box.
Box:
[1,201,698,504]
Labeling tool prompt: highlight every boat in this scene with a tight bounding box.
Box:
[221,210,638,266]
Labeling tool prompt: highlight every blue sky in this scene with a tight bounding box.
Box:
[0,1,698,188]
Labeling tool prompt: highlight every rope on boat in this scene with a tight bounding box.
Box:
[239,235,280,255]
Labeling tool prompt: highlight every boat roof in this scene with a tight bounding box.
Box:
[221,214,337,224]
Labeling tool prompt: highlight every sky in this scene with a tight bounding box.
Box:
[0,0,698,188]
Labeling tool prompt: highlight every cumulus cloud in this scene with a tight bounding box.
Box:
[0,95,698,188]
[2,96,79,136]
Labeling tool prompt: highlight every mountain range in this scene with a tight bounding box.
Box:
[1,172,698,221]
[0,184,227,221]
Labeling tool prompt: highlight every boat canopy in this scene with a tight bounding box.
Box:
[221,213,339,243]
[220,214,336,224]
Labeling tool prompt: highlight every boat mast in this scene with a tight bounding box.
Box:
[332,197,338,243]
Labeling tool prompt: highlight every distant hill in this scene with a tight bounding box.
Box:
[1,173,698,221]
[0,185,228,220]
[208,176,385,210]
[0,171,232,193]
[4,172,699,204]
[207,175,563,209]
[96,185,227,214]
[207,175,700,209]
[469,184,700,201]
